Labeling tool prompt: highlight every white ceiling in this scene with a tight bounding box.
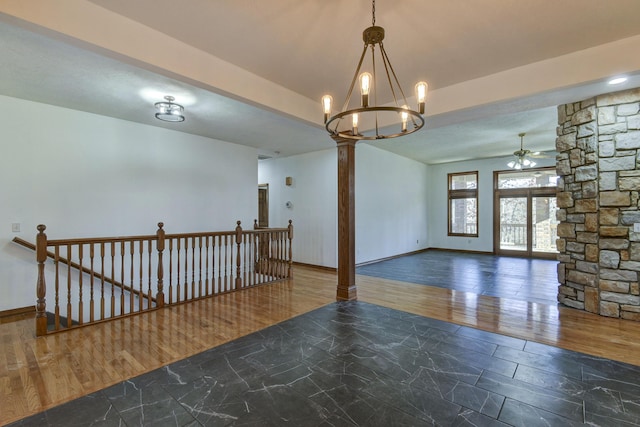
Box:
[1,1,640,164]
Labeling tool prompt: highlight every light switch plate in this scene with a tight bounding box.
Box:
[11,223,20,232]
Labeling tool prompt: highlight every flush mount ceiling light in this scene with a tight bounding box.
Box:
[608,76,628,85]
[321,0,427,141]
[507,133,537,169]
[154,95,185,122]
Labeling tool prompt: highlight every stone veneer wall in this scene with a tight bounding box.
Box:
[557,87,640,319]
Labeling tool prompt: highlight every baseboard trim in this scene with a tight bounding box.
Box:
[292,261,337,272]
[426,247,494,256]
[356,248,431,267]
[0,305,35,318]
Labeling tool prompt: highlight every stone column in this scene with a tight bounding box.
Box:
[557,87,640,319]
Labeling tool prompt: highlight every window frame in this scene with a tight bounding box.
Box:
[447,171,479,237]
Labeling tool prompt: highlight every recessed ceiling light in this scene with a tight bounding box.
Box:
[608,77,628,85]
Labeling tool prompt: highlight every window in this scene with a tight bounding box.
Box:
[448,171,478,236]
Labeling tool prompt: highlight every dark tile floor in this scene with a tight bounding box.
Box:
[10,301,640,426]
[357,250,559,305]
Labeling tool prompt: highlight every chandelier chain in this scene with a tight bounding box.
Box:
[372,0,376,26]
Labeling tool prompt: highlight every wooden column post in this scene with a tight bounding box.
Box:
[156,222,165,308]
[35,224,48,336]
[287,219,293,278]
[235,221,243,289]
[335,137,357,300]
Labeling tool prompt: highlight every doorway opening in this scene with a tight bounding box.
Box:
[258,184,269,228]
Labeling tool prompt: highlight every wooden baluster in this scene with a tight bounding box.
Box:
[278,230,283,278]
[35,225,48,336]
[139,240,144,311]
[89,243,95,322]
[129,241,134,313]
[100,242,105,320]
[191,236,196,299]
[67,244,72,327]
[184,237,189,301]
[78,244,83,325]
[156,222,165,308]
[54,246,60,331]
[176,238,181,303]
[110,242,115,318]
[224,235,228,292]
[198,236,202,298]
[288,220,293,278]
[205,236,210,296]
[169,238,174,304]
[243,233,248,287]
[147,238,152,308]
[235,221,242,290]
[217,235,222,294]
[254,219,258,230]
[120,241,125,316]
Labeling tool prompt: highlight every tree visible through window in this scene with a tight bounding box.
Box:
[448,172,478,237]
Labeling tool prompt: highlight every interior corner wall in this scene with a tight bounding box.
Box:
[258,149,338,268]
[0,94,258,311]
[427,156,556,252]
[355,144,429,263]
[556,87,640,320]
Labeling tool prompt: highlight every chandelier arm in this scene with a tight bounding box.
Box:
[370,44,380,137]
[341,44,370,113]
[379,44,419,127]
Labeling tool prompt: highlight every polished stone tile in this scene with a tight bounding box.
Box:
[10,301,640,426]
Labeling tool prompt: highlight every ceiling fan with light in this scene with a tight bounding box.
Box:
[507,132,550,169]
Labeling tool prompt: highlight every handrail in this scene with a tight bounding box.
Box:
[32,220,293,336]
[13,237,155,303]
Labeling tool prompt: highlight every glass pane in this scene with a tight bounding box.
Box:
[450,198,477,234]
[532,196,559,253]
[450,173,477,190]
[500,197,527,251]
[498,169,558,189]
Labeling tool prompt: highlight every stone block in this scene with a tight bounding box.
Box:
[599,250,620,268]
[599,156,636,171]
[584,213,598,231]
[575,164,597,181]
[619,176,640,191]
[600,227,629,238]
[600,301,620,317]
[599,140,615,157]
[599,122,627,135]
[560,296,585,310]
[597,88,640,106]
[558,105,568,125]
[559,285,576,297]
[556,209,567,222]
[599,239,630,250]
[566,213,584,223]
[557,192,574,208]
[556,133,576,151]
[601,291,640,305]
[556,238,566,252]
[598,106,616,125]
[566,270,596,286]
[632,282,640,295]
[600,267,637,281]
[631,243,640,261]
[616,131,640,150]
[557,263,566,283]
[621,212,640,226]
[566,281,585,291]
[578,123,596,138]
[585,244,599,262]
[599,172,617,191]
[600,208,619,225]
[622,311,640,321]
[567,242,585,253]
[577,232,598,244]
[600,280,629,293]
[580,136,598,154]
[571,106,596,125]
[574,199,597,213]
[618,103,640,116]
[557,159,571,176]
[629,114,640,130]
[577,290,585,302]
[570,149,584,167]
[622,250,630,261]
[600,191,631,207]
[576,260,598,274]
[585,152,598,165]
[557,223,576,238]
[584,287,599,313]
[620,260,640,272]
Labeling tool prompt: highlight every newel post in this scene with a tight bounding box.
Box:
[35,224,48,336]
[235,221,243,289]
[287,220,293,278]
[254,219,259,230]
[156,222,165,308]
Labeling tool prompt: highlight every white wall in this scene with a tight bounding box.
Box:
[355,144,430,263]
[258,144,430,268]
[0,95,258,311]
[258,149,338,268]
[427,156,556,251]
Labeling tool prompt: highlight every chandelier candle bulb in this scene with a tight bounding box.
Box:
[360,72,372,107]
[352,113,359,135]
[322,95,333,123]
[415,81,428,114]
[401,106,408,132]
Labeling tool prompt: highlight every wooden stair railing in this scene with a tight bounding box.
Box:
[12,237,155,304]
[32,220,293,336]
